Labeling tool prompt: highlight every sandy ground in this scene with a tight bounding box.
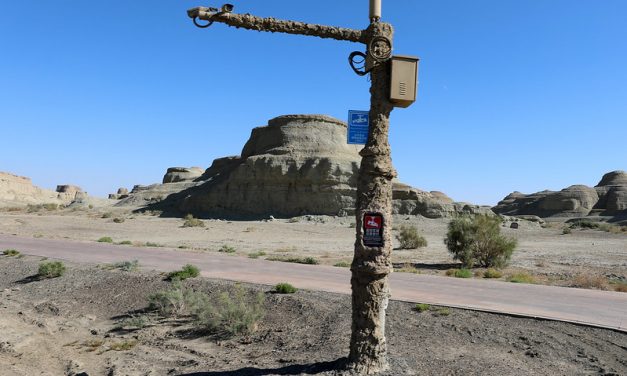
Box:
[1,256,626,376]
[1,208,625,290]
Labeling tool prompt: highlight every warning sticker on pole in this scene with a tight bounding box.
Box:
[363,212,384,247]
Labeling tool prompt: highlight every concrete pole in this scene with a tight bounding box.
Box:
[348,20,395,374]
[369,0,381,21]
[187,7,396,373]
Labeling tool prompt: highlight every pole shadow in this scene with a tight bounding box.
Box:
[178,358,345,376]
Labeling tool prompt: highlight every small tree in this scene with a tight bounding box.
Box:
[444,215,516,268]
[396,225,428,249]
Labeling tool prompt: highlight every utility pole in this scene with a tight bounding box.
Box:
[186,2,417,374]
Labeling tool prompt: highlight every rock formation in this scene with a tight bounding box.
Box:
[163,167,204,184]
[120,115,490,219]
[0,172,85,207]
[493,171,627,219]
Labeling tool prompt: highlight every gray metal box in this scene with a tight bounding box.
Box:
[390,55,419,108]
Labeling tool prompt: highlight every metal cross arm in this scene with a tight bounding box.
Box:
[187,6,367,44]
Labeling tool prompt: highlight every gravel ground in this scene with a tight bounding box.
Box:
[1,256,626,376]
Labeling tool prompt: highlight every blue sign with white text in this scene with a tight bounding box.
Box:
[347,110,369,144]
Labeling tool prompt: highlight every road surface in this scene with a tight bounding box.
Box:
[1,234,626,332]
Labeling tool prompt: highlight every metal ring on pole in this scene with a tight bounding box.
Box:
[193,16,214,28]
[368,36,392,62]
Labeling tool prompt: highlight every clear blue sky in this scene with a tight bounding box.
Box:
[1,1,625,205]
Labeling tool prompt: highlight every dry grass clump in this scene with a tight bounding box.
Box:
[507,272,536,284]
[483,268,503,279]
[3,249,20,257]
[148,281,265,337]
[570,273,608,290]
[219,245,236,253]
[613,283,627,293]
[266,256,319,265]
[183,214,205,228]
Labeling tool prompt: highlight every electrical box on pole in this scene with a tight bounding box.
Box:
[390,55,419,108]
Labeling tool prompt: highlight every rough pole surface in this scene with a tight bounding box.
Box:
[192,8,366,43]
[349,22,396,375]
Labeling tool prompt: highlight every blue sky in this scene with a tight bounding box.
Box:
[1,1,625,205]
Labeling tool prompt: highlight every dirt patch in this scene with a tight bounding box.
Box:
[0,256,625,375]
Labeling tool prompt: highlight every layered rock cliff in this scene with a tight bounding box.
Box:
[122,115,489,218]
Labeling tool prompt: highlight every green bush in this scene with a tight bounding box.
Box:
[168,264,200,281]
[3,249,20,257]
[454,268,472,278]
[396,225,428,249]
[38,261,66,279]
[414,303,431,313]
[274,282,297,294]
[183,214,205,228]
[118,240,133,245]
[191,286,265,337]
[483,268,503,279]
[97,236,113,243]
[444,215,517,268]
[562,227,572,235]
[219,245,236,253]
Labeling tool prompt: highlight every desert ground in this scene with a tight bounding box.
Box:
[1,207,627,375]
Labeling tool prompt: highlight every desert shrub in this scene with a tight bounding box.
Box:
[97,236,113,243]
[145,242,163,247]
[267,256,319,265]
[168,264,200,281]
[445,269,456,277]
[248,251,266,259]
[483,268,503,279]
[118,240,133,245]
[117,315,148,330]
[38,261,66,279]
[434,307,451,317]
[148,281,187,317]
[571,274,608,290]
[614,283,627,293]
[334,261,351,268]
[43,203,59,211]
[191,286,265,337]
[274,282,297,294]
[219,245,236,253]
[414,303,431,313]
[101,212,113,219]
[562,227,572,235]
[396,225,428,249]
[183,214,205,228]
[3,249,20,257]
[507,272,536,284]
[454,268,472,278]
[113,260,139,272]
[113,217,125,223]
[444,215,517,268]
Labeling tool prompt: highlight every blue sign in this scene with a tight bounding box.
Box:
[347,110,369,144]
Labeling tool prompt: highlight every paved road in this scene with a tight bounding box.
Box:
[1,234,626,332]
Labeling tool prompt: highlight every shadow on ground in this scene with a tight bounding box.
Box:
[179,358,345,376]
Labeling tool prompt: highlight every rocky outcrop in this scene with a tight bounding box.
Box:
[163,167,204,184]
[120,114,488,219]
[0,172,85,207]
[493,171,627,219]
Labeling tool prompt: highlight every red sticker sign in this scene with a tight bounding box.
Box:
[363,213,384,247]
